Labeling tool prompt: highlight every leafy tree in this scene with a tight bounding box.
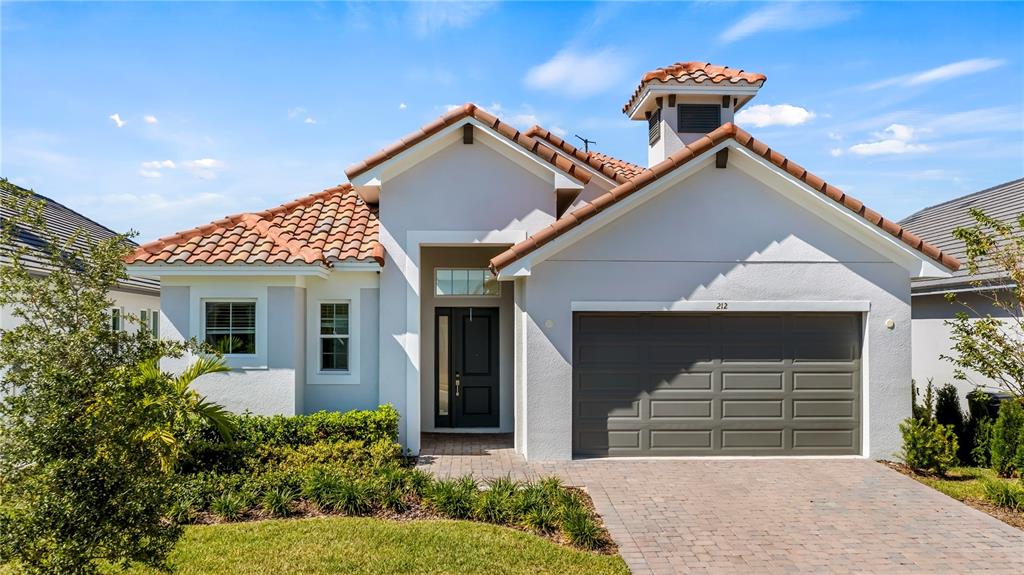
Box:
[0,181,232,574]
[943,209,1024,397]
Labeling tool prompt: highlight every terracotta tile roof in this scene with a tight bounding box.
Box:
[344,103,591,185]
[126,184,382,267]
[623,62,767,114]
[524,126,645,184]
[490,123,961,274]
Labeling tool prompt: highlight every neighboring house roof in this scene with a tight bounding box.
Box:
[127,184,382,267]
[0,183,159,295]
[899,177,1024,294]
[623,62,767,114]
[524,126,645,184]
[344,103,591,185]
[489,123,961,274]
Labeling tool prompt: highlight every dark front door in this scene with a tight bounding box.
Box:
[435,307,500,428]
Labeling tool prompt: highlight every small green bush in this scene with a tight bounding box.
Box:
[474,476,522,524]
[912,379,935,422]
[261,486,297,517]
[990,399,1024,477]
[425,476,478,519]
[167,497,199,525]
[524,504,559,534]
[301,466,346,510]
[326,477,373,515]
[898,417,958,475]
[972,417,994,467]
[980,477,1024,510]
[559,503,604,550]
[403,469,434,498]
[210,492,247,521]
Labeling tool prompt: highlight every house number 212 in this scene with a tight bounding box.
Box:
[716,302,728,310]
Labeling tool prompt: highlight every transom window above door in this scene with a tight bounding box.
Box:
[204,301,256,355]
[435,268,500,297]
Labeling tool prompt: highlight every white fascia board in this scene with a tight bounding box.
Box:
[356,119,586,191]
[495,142,725,280]
[126,263,331,278]
[627,84,761,119]
[571,300,871,313]
[728,145,953,279]
[331,262,383,271]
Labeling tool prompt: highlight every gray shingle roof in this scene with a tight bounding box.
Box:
[900,177,1024,294]
[1,183,159,295]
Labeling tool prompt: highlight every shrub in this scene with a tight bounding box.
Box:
[912,379,935,422]
[425,476,478,519]
[474,476,521,524]
[261,486,297,517]
[325,477,373,515]
[403,469,434,498]
[980,477,1024,510]
[210,492,247,522]
[524,504,559,534]
[973,418,995,467]
[990,399,1024,477]
[301,466,346,510]
[373,468,412,512]
[538,476,564,504]
[167,497,199,525]
[934,383,968,463]
[559,503,604,550]
[898,417,958,475]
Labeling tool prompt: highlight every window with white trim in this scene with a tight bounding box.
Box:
[204,301,256,354]
[140,309,160,338]
[109,307,123,331]
[319,302,349,371]
[435,269,500,296]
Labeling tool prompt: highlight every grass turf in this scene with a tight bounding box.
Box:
[25,516,627,575]
[913,466,1012,500]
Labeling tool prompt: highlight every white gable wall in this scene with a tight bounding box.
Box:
[518,164,913,459]
[377,139,562,449]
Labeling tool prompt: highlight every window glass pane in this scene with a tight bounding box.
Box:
[320,303,349,335]
[438,315,449,416]
[452,269,469,295]
[111,309,121,331]
[321,337,348,371]
[435,269,453,296]
[483,275,500,296]
[205,302,255,354]
[151,311,159,337]
[467,269,484,295]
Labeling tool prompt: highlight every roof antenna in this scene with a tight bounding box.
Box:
[574,134,596,153]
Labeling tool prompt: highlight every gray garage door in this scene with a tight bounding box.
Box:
[572,313,862,457]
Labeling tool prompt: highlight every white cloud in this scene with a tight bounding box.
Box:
[287,107,306,119]
[304,117,316,125]
[848,124,932,156]
[720,3,853,44]
[550,126,568,137]
[138,169,162,179]
[830,148,844,157]
[109,113,125,128]
[735,104,816,128]
[143,115,158,124]
[525,48,629,98]
[182,158,227,179]
[399,102,407,110]
[140,160,176,170]
[409,1,495,36]
[864,58,1006,90]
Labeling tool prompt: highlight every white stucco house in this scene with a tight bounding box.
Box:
[1,183,160,335]
[127,62,959,461]
[902,178,1023,402]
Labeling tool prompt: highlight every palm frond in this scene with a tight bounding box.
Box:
[175,355,230,390]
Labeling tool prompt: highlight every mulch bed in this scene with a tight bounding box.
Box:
[189,486,618,555]
[881,460,1024,531]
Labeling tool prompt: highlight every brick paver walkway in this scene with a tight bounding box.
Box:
[416,433,1024,574]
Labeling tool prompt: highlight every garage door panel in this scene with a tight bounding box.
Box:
[649,399,712,418]
[649,372,713,390]
[722,399,784,419]
[573,312,861,457]
[721,372,784,390]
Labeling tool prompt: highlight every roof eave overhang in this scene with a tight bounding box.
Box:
[626,84,762,120]
[497,140,954,280]
[125,262,334,279]
[350,119,586,201]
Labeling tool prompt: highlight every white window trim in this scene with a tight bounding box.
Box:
[317,299,352,375]
[141,308,160,337]
[190,287,268,370]
[433,267,502,298]
[109,306,125,332]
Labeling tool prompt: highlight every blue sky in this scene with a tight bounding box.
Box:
[3,1,1022,242]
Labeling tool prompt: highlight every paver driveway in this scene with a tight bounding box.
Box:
[417,434,1024,574]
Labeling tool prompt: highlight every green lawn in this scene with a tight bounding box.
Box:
[912,466,1010,500]
[76,516,627,575]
